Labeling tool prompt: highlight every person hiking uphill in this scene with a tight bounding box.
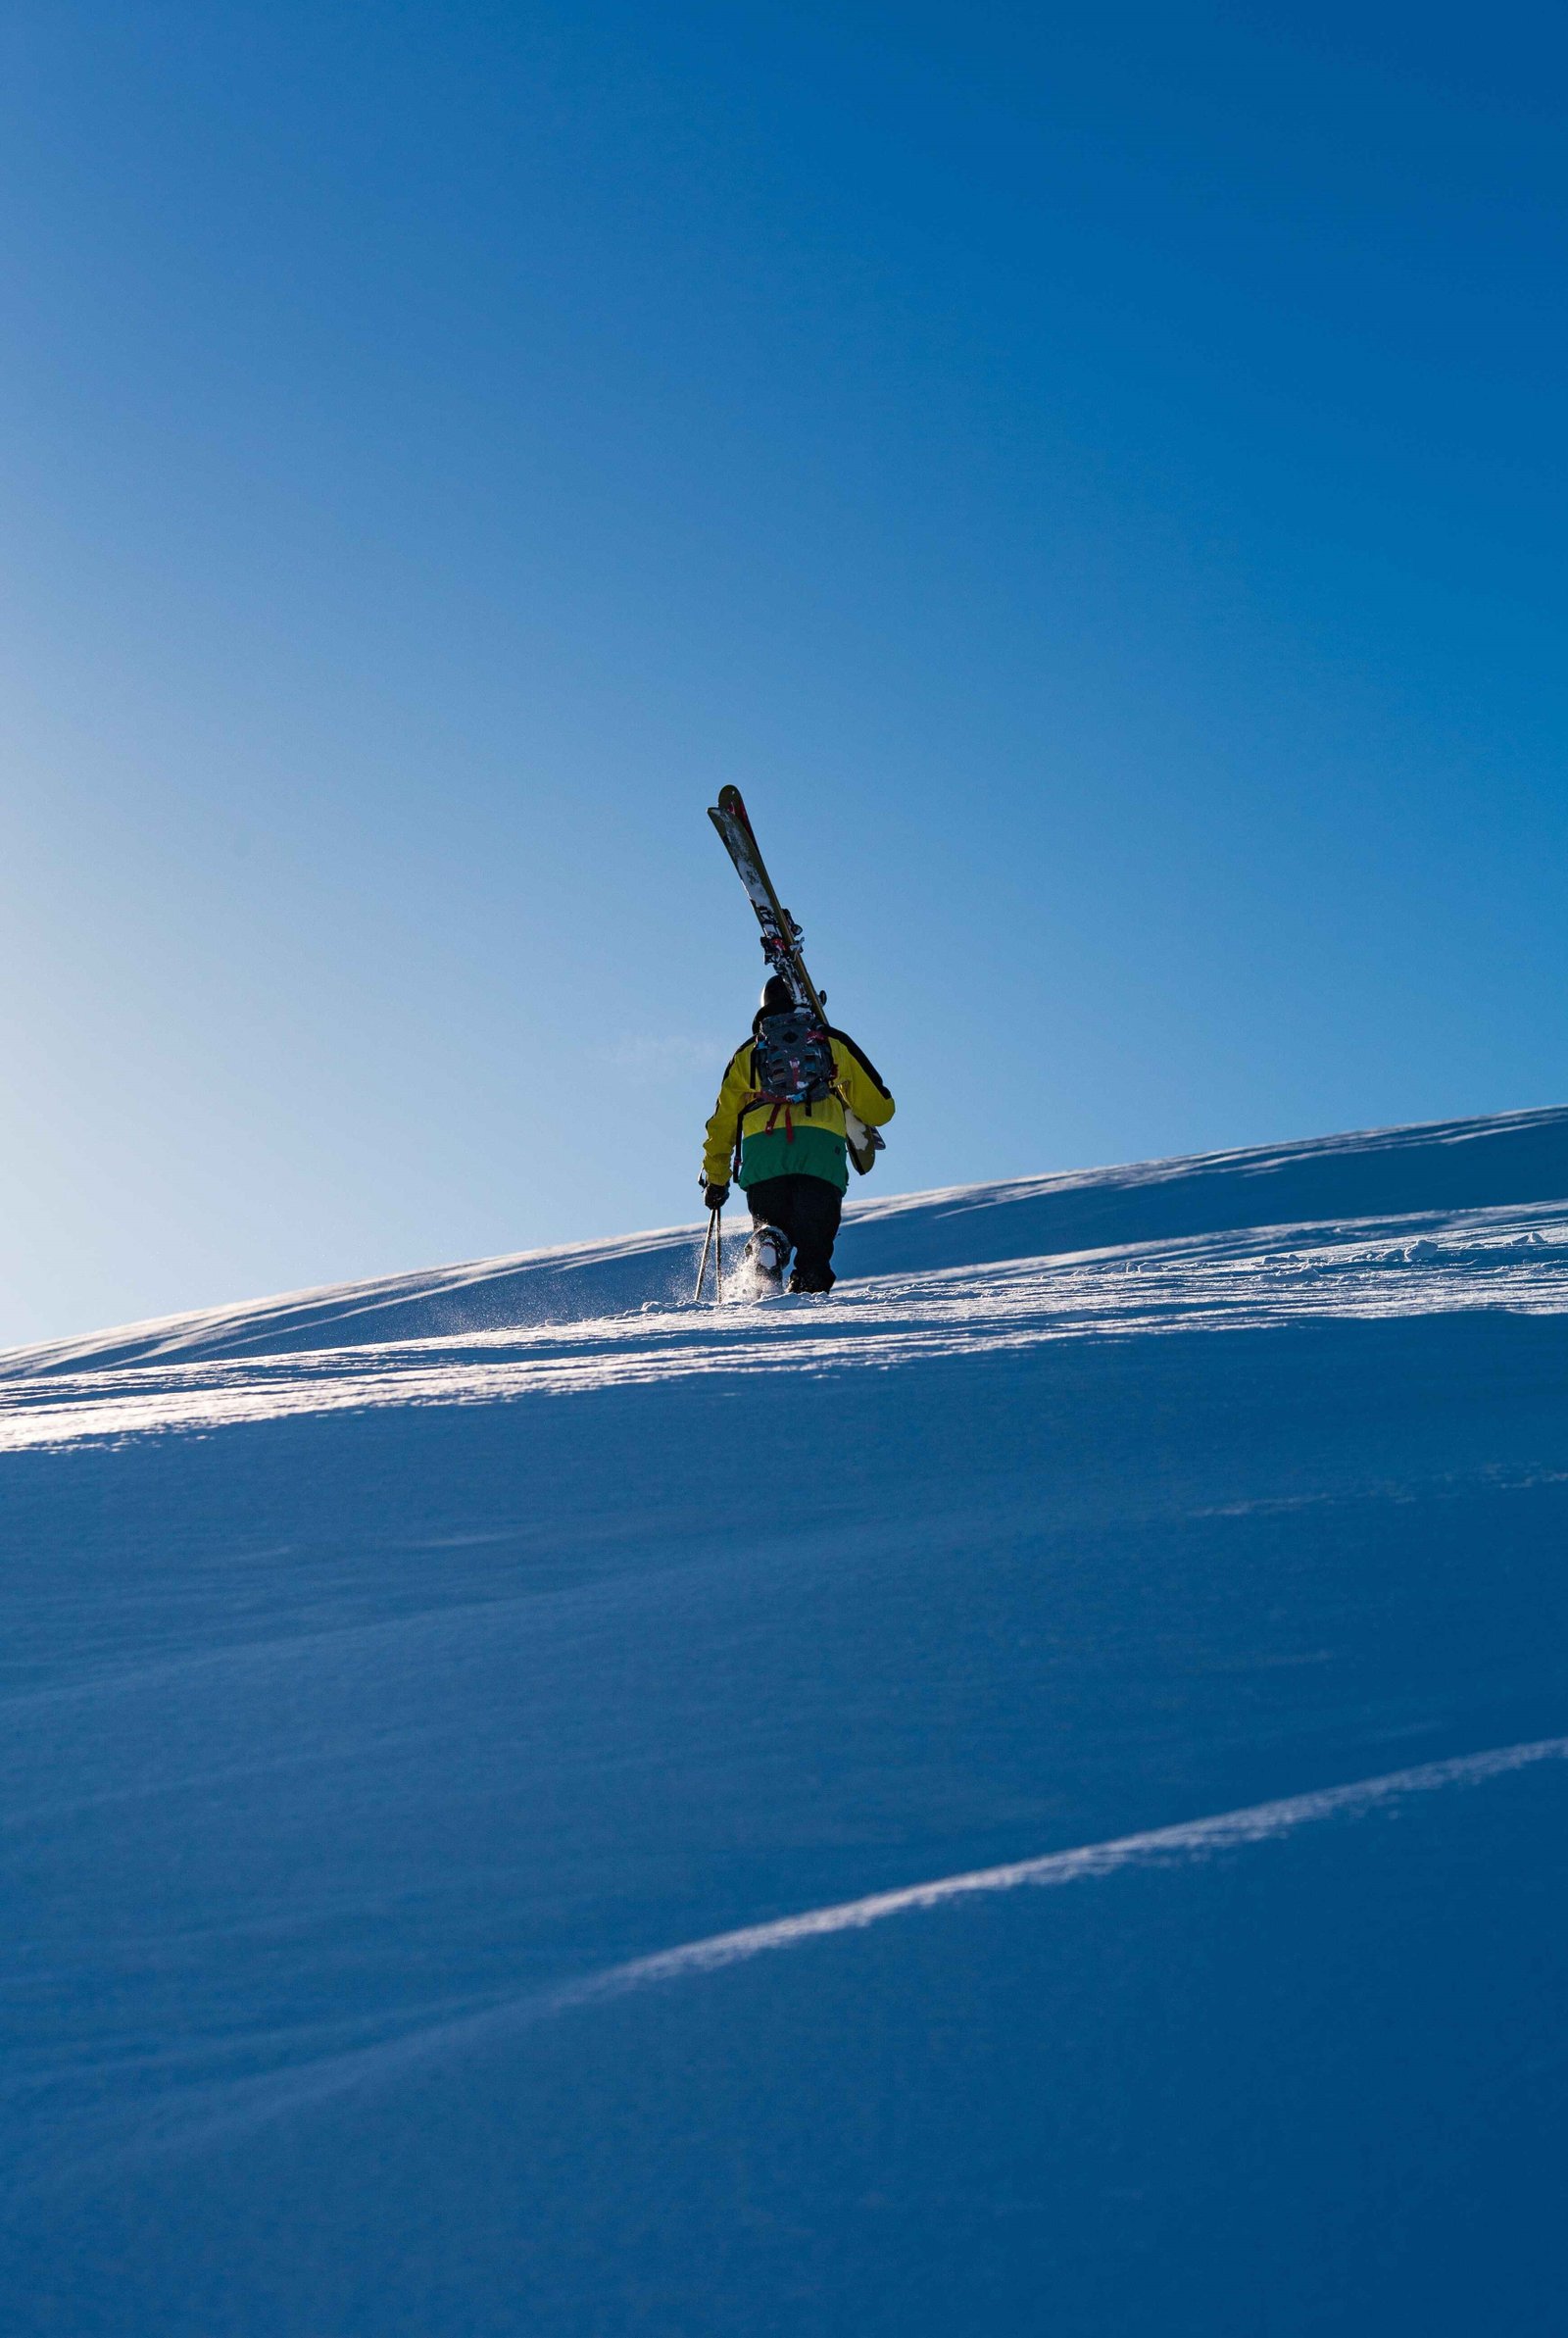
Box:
[701,975,896,1294]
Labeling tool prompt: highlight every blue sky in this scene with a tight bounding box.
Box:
[3,1,1565,1344]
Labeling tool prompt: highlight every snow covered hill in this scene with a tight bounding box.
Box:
[6,1106,1568,2334]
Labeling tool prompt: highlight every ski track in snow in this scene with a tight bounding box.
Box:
[3,1199,1568,1449]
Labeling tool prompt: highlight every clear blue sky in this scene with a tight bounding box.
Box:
[3,1,1565,1344]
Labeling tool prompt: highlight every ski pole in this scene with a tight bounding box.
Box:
[713,1201,723,1304]
[694,1207,717,1304]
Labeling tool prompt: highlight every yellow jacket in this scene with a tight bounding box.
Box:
[703,1027,895,1194]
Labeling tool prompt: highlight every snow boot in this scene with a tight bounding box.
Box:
[745,1225,789,1294]
[788,1261,834,1296]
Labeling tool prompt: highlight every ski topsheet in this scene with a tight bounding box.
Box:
[707,785,828,1022]
[708,786,886,1175]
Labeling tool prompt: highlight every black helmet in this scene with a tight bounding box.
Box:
[759,974,795,1015]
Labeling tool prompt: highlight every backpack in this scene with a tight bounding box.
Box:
[752,1009,836,1109]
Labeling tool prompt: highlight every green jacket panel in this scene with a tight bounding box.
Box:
[738,1121,851,1192]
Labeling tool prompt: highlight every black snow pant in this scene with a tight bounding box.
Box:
[746,1173,844,1292]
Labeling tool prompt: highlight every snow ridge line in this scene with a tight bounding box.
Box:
[549,1734,1568,2015]
[43,1734,1568,2186]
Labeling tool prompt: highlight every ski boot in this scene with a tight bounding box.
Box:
[744,1225,790,1296]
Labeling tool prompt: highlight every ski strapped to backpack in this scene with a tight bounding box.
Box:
[708,786,888,1176]
[707,785,827,1021]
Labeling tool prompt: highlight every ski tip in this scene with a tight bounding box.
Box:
[716,784,748,820]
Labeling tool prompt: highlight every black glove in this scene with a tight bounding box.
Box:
[703,1181,730,1212]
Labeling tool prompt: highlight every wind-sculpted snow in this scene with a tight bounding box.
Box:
[5,1108,1568,2334]
[547,1730,1568,1999]
[25,1735,1563,2169]
[2,1194,1566,1449]
[6,1100,1566,1375]
[314,1734,1568,2055]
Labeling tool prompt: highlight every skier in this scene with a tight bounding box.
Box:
[701,975,896,1294]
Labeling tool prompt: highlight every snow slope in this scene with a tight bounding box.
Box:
[5,1106,1568,2334]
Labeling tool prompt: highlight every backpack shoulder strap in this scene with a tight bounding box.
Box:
[826,1027,891,1099]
